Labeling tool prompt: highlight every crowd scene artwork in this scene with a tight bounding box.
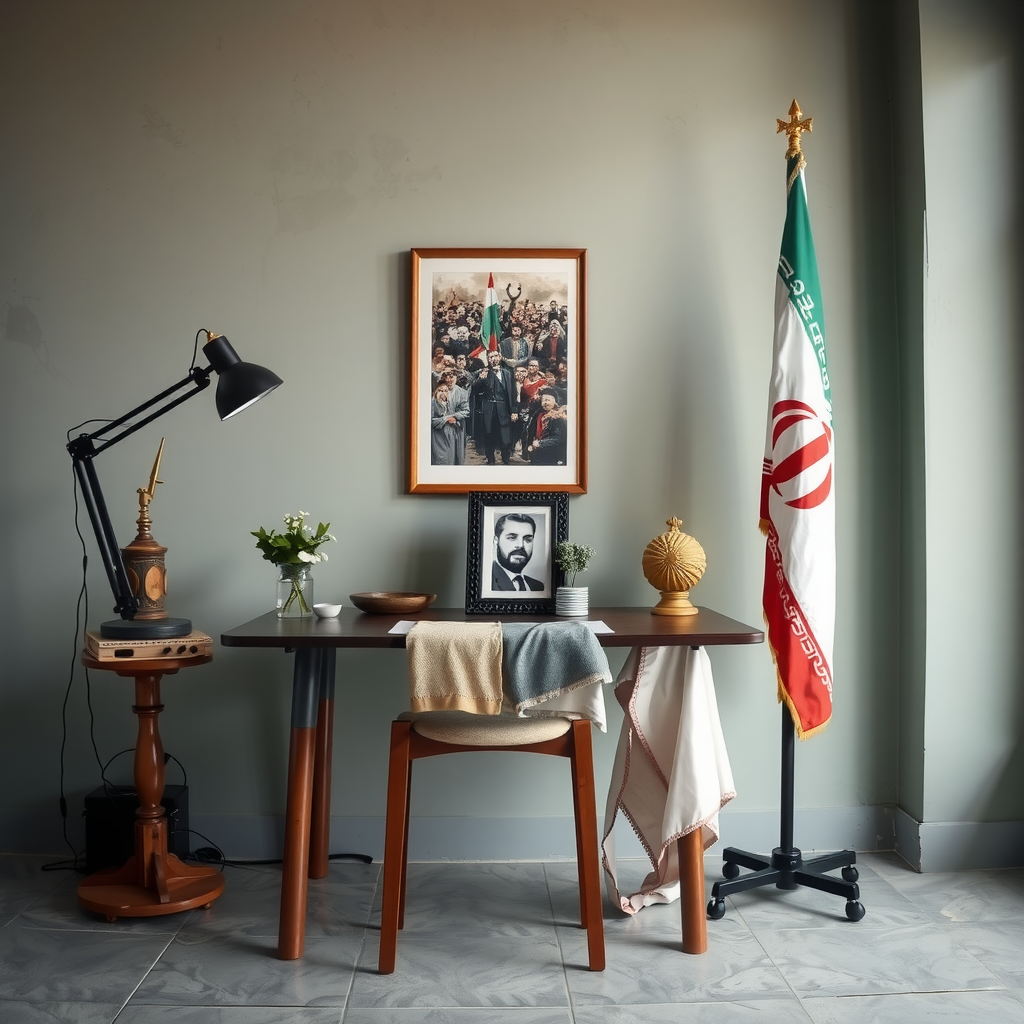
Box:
[428,271,571,469]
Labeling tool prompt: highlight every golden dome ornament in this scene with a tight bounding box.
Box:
[642,517,707,616]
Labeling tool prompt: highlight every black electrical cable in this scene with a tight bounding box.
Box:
[189,329,204,372]
[51,463,92,873]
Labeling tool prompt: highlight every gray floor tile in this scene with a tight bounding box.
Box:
[863,850,920,879]
[16,873,201,935]
[802,990,1024,1023]
[130,933,361,1007]
[762,920,1001,996]
[0,922,173,1004]
[181,861,376,938]
[944,917,1024,993]
[883,866,1024,923]
[349,930,570,1008]
[0,1002,123,1024]
[117,1007,343,1023]
[721,868,915,932]
[1,852,1022,1021]
[573,1000,815,1023]
[382,861,556,934]
[563,910,793,1005]
[343,1010,572,1023]
[0,857,74,926]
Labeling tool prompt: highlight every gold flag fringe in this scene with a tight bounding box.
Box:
[763,619,830,741]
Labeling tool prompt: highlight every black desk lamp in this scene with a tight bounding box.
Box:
[67,331,283,640]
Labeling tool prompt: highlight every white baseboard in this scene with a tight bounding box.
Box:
[894,806,1024,871]
[0,804,897,863]
[9,805,1020,871]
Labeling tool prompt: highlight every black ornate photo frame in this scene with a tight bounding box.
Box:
[465,491,568,614]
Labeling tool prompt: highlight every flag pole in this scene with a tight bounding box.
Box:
[706,101,864,925]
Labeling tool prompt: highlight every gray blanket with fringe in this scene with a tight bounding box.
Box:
[501,621,612,722]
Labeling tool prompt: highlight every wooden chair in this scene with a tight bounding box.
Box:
[378,712,605,974]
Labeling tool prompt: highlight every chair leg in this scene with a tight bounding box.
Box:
[569,720,605,972]
[569,739,588,930]
[379,720,412,974]
[398,765,412,930]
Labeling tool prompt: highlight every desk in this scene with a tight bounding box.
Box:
[221,606,763,959]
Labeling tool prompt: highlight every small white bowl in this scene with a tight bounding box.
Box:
[313,603,343,618]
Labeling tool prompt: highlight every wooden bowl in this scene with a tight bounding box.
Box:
[349,592,437,615]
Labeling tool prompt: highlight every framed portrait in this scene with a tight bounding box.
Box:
[465,491,569,614]
[409,247,587,494]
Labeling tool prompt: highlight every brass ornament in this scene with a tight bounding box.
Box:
[642,517,706,617]
[777,98,812,160]
[777,99,812,193]
[120,439,168,620]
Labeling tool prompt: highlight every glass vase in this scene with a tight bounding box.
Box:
[277,563,314,617]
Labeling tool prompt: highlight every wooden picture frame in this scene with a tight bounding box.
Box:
[465,491,569,614]
[409,247,587,494]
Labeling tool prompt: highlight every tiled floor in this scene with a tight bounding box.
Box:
[2,851,1024,1022]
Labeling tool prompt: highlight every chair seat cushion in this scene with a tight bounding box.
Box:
[401,710,572,746]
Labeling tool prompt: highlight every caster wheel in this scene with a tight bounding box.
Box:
[842,866,859,883]
[707,898,726,921]
[722,861,740,879]
[845,900,865,922]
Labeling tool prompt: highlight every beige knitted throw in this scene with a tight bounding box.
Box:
[406,620,504,715]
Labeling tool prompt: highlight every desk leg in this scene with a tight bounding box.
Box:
[278,648,319,960]
[309,649,335,879]
[678,828,707,954]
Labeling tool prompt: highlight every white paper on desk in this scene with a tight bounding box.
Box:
[388,619,613,635]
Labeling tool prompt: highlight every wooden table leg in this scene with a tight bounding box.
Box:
[309,649,335,879]
[278,648,319,960]
[678,828,707,954]
[78,665,224,919]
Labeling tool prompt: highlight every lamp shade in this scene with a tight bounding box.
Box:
[203,334,283,419]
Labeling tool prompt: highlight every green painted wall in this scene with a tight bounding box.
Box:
[1,0,1018,864]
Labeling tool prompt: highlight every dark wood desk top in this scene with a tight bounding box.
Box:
[221,607,763,650]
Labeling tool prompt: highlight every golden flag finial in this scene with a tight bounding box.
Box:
[777,99,812,159]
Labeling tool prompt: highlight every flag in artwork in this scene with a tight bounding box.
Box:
[761,126,835,739]
[481,273,501,352]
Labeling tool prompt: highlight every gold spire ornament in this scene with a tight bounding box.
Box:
[120,439,169,620]
[642,517,707,616]
[777,98,812,159]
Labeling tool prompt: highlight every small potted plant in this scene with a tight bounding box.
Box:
[554,541,595,616]
[252,511,335,617]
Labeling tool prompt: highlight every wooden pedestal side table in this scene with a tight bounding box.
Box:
[77,651,225,920]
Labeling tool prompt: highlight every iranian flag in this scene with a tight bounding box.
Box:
[479,273,501,354]
[760,148,835,739]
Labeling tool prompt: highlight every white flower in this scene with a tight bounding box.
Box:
[297,550,316,563]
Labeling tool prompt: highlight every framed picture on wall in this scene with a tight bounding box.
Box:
[465,491,569,614]
[409,247,587,494]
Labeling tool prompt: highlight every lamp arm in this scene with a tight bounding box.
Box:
[72,454,138,617]
[71,366,212,459]
[66,366,213,621]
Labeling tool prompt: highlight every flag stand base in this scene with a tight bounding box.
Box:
[706,705,866,923]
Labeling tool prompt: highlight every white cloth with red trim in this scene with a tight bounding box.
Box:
[601,645,736,913]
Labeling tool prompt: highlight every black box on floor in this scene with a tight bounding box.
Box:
[83,784,189,874]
